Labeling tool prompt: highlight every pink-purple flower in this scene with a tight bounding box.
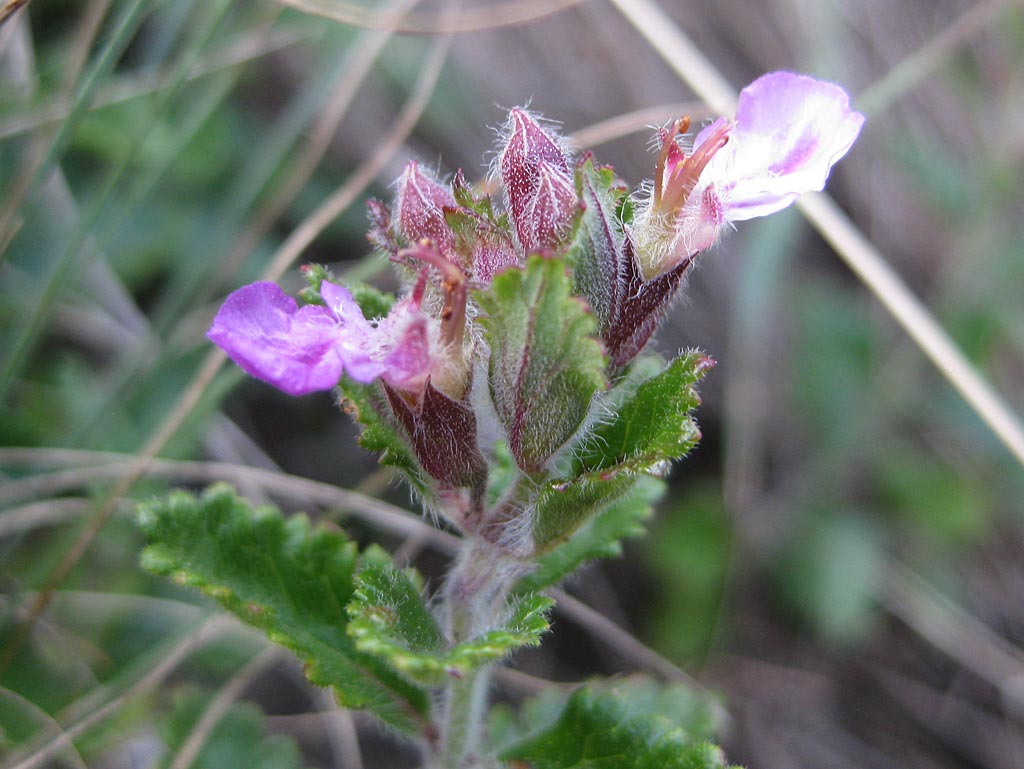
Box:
[207,280,442,397]
[632,71,865,279]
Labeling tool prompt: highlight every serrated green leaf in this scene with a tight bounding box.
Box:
[519,476,663,591]
[348,562,552,685]
[531,471,639,551]
[476,255,606,474]
[579,351,712,475]
[500,683,732,769]
[528,353,708,552]
[138,485,432,735]
[444,593,552,671]
[347,563,445,684]
[490,676,724,757]
[338,378,433,502]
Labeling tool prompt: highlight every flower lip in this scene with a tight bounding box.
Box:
[702,70,866,221]
[207,281,374,396]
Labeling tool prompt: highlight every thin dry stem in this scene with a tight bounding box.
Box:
[317,690,365,769]
[261,31,451,281]
[880,562,1024,717]
[0,0,30,28]
[568,102,709,150]
[857,0,1012,115]
[212,0,419,289]
[0,22,313,140]
[4,615,231,769]
[0,498,96,539]
[549,588,709,694]
[274,0,585,34]
[60,0,113,94]
[0,448,459,553]
[0,21,452,674]
[609,0,1024,469]
[0,688,87,769]
[168,646,284,769]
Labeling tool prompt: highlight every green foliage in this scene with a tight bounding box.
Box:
[874,444,990,547]
[645,487,732,661]
[519,476,663,592]
[299,265,396,317]
[500,681,732,769]
[138,485,432,735]
[160,689,307,769]
[348,563,444,683]
[531,471,638,551]
[490,676,722,757]
[476,255,607,473]
[526,352,707,552]
[578,351,710,475]
[776,511,882,643]
[349,281,398,320]
[349,562,552,685]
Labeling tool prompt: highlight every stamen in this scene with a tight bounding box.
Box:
[653,116,690,207]
[658,120,731,215]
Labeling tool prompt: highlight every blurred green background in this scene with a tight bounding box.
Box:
[2,0,1023,767]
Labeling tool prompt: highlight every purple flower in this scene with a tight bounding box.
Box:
[207,280,441,397]
[633,71,865,279]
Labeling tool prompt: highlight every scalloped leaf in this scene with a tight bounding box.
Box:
[518,476,663,591]
[348,563,552,685]
[499,681,732,769]
[476,255,607,474]
[138,485,432,735]
[528,353,709,552]
[578,351,713,475]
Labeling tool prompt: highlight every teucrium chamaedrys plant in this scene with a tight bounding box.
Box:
[139,72,863,768]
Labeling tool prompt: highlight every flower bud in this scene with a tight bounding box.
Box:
[499,109,578,255]
[394,160,456,255]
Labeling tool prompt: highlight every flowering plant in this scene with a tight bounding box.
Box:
[140,72,863,768]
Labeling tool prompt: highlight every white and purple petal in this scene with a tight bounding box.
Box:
[708,71,865,221]
[319,280,387,383]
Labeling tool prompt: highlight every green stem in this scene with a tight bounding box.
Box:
[435,536,527,767]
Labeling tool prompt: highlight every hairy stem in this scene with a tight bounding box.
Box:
[435,536,528,767]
